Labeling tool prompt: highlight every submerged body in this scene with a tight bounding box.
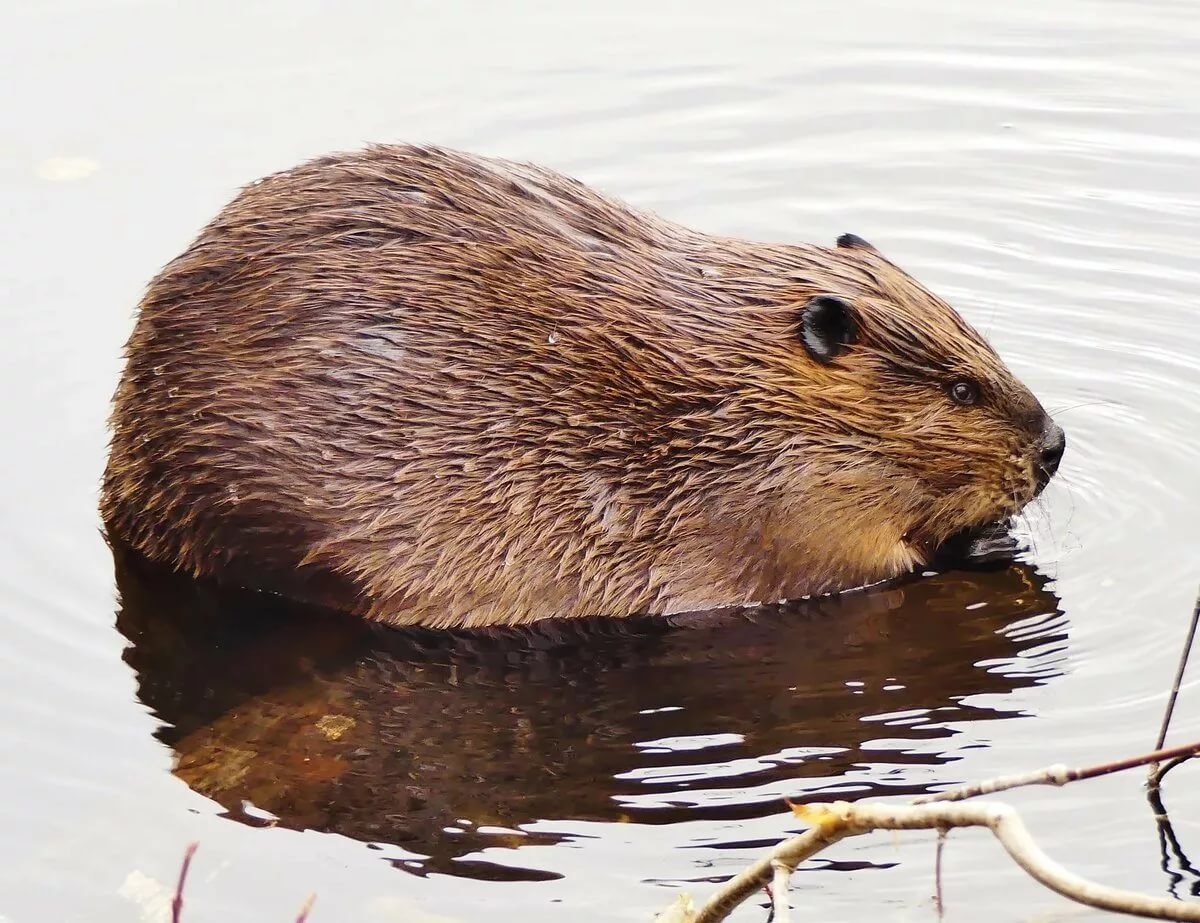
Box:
[102,144,1064,628]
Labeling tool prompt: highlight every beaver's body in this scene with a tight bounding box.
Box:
[102,144,1063,628]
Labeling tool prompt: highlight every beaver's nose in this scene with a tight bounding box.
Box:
[1035,419,1066,491]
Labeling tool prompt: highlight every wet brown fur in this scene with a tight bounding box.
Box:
[102,144,1050,628]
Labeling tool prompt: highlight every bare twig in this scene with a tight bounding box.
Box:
[1144,588,1200,895]
[1151,589,1200,785]
[934,827,948,918]
[653,893,697,923]
[914,740,1200,805]
[671,739,1200,921]
[687,801,1200,923]
[661,593,1200,923]
[769,861,791,923]
[172,842,198,923]
[295,893,317,922]
[167,842,318,922]
[692,807,846,923]
[1155,755,1196,788]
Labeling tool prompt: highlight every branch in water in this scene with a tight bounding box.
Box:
[683,801,1200,923]
[914,739,1200,805]
[295,893,317,923]
[1151,588,1199,788]
[660,737,1200,922]
[167,844,318,922]
[171,842,197,923]
[768,861,790,923]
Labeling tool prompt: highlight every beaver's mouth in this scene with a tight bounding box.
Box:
[904,519,1020,571]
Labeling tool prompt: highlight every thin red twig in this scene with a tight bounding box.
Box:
[916,739,1200,804]
[172,842,199,923]
[295,893,317,922]
[1152,588,1199,764]
[934,828,947,918]
[1076,740,1200,783]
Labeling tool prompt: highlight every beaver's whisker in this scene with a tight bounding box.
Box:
[1049,399,1114,416]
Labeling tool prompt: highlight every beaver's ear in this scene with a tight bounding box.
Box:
[798,295,857,364]
[836,233,877,253]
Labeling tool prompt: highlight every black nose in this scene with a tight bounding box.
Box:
[1035,420,1066,490]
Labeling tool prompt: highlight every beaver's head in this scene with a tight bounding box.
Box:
[735,232,1065,587]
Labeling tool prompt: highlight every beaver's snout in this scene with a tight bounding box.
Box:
[1034,418,1066,494]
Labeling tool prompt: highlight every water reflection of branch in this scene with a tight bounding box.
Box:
[1147,588,1200,897]
[1149,783,1200,900]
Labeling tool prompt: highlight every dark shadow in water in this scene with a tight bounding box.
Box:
[112,543,1067,881]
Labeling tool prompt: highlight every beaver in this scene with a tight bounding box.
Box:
[101,143,1065,629]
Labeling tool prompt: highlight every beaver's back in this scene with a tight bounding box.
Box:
[103,145,809,625]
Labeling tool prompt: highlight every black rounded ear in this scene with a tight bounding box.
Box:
[798,296,858,364]
[836,233,875,252]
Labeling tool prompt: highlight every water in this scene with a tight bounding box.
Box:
[2,1,1199,921]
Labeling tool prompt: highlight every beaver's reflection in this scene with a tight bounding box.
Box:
[113,544,1066,881]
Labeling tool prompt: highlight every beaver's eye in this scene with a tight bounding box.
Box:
[948,379,980,406]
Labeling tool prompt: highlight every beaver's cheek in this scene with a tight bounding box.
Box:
[994,446,1040,509]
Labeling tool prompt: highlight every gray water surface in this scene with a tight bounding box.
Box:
[2,2,1199,921]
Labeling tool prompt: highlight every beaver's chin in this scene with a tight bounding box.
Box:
[903,519,1020,572]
